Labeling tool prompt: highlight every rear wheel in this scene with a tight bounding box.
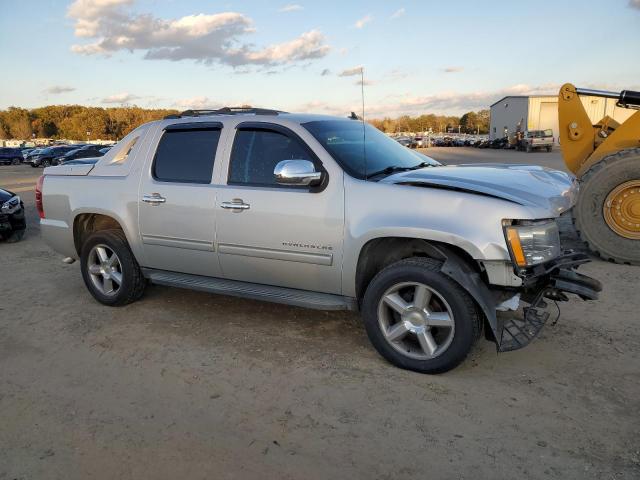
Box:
[12,157,20,165]
[573,148,640,265]
[42,159,51,168]
[80,229,146,306]
[361,257,480,374]
[546,146,552,152]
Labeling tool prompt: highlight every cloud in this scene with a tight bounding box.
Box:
[443,66,463,73]
[320,68,331,76]
[354,14,372,29]
[44,85,76,94]
[279,4,303,12]
[339,66,363,77]
[101,92,141,104]
[390,8,405,19]
[354,79,374,86]
[67,0,329,67]
[173,96,222,110]
[630,0,640,9]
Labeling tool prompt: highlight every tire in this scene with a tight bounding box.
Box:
[573,148,640,265]
[30,163,37,168]
[80,229,146,306]
[546,146,552,152]
[4,229,25,243]
[42,159,51,168]
[361,257,480,374]
[526,144,532,153]
[12,157,20,165]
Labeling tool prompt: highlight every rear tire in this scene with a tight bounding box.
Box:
[42,159,51,168]
[12,157,20,165]
[80,229,146,306]
[361,257,480,374]
[573,148,640,265]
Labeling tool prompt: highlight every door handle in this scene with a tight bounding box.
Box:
[142,193,166,205]
[221,199,250,211]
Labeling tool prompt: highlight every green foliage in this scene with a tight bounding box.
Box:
[0,105,179,140]
[370,109,490,134]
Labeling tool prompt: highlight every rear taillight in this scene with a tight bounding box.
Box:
[35,175,45,219]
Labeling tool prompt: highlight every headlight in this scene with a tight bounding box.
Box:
[504,220,561,267]
[1,195,21,214]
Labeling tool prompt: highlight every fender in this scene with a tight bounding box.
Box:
[419,242,499,342]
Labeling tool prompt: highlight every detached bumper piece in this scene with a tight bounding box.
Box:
[497,253,602,352]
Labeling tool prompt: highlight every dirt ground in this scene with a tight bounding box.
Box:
[1,148,638,480]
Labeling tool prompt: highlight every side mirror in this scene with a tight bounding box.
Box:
[274,159,322,186]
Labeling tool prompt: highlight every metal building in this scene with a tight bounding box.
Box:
[489,94,634,143]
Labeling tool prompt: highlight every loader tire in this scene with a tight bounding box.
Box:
[573,148,640,265]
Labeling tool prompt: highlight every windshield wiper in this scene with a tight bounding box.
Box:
[367,162,434,180]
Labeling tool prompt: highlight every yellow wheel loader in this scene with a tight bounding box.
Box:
[558,83,640,265]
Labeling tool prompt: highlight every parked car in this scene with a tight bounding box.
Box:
[518,129,554,152]
[55,145,106,165]
[0,187,26,242]
[0,147,23,165]
[38,108,600,374]
[30,145,81,167]
[98,146,112,155]
[414,136,426,148]
[395,137,415,148]
[490,137,509,149]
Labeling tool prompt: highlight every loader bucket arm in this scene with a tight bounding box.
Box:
[558,83,640,177]
[558,83,597,175]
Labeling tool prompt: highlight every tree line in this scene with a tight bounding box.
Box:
[369,110,490,135]
[0,105,178,142]
[0,105,490,142]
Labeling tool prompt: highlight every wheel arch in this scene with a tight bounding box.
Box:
[72,212,129,256]
[353,236,499,343]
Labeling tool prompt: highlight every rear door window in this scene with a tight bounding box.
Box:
[153,127,221,184]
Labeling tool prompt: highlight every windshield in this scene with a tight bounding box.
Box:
[303,120,439,179]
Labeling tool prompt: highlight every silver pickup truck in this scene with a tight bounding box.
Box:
[39,107,601,373]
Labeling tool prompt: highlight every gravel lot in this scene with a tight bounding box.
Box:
[1,148,639,480]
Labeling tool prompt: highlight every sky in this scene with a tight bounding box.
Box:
[0,0,639,117]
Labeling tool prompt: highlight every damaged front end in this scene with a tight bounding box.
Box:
[425,242,601,354]
[495,252,602,352]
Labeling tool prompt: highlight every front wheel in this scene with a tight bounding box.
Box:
[12,157,20,165]
[80,229,146,306]
[361,257,480,374]
[42,159,51,168]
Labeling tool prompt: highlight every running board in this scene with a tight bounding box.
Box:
[142,268,357,311]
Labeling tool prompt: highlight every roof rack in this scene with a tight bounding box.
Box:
[164,107,287,120]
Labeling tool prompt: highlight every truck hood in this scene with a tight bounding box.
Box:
[380,163,577,215]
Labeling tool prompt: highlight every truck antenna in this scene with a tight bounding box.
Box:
[361,66,367,180]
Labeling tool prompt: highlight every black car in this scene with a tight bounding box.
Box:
[55,145,106,165]
[0,147,23,165]
[0,187,26,242]
[30,145,82,167]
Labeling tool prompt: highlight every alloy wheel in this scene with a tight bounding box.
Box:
[377,281,455,360]
[87,244,123,296]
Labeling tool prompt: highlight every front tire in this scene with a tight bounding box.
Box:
[361,257,480,374]
[80,229,146,306]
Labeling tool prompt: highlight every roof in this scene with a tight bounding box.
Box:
[489,95,556,108]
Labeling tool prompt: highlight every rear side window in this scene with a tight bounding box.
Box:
[153,128,221,184]
[228,128,312,187]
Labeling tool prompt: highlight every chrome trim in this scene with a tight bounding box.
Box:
[221,199,250,210]
[142,193,166,205]
[274,159,322,186]
[142,234,214,251]
[218,243,333,266]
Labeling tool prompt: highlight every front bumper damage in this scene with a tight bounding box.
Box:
[430,246,602,353]
[496,253,602,352]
